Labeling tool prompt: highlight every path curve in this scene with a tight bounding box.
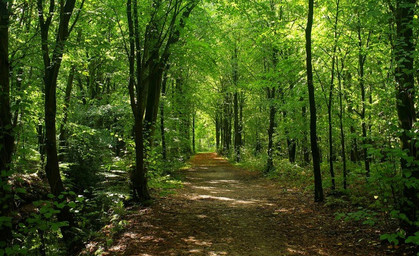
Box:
[102,153,391,256]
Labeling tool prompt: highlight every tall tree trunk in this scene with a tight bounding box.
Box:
[37,121,46,169]
[160,72,167,160]
[239,92,244,147]
[326,0,340,190]
[266,87,276,173]
[216,111,220,152]
[0,0,14,247]
[222,91,232,155]
[127,0,150,201]
[302,105,310,165]
[338,58,348,190]
[392,0,418,236]
[283,110,296,163]
[192,111,196,153]
[287,138,296,163]
[357,21,370,177]
[306,0,324,202]
[233,45,241,162]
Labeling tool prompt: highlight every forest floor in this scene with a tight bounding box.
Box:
[95,153,410,256]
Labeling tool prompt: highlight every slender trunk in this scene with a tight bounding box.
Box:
[283,110,296,163]
[302,105,310,165]
[233,45,241,162]
[266,88,276,173]
[223,92,231,154]
[234,91,240,161]
[192,112,196,153]
[306,0,324,202]
[37,122,46,169]
[327,0,339,190]
[338,59,348,189]
[0,0,14,247]
[216,111,220,152]
[393,0,418,236]
[357,22,370,177]
[239,92,244,147]
[160,71,167,160]
[287,139,296,163]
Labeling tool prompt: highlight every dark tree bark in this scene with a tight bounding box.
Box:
[0,0,14,247]
[306,0,324,202]
[127,0,150,201]
[302,105,310,165]
[392,0,418,236]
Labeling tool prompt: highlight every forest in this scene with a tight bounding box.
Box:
[0,0,418,255]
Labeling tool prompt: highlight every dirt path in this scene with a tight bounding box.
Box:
[101,153,397,256]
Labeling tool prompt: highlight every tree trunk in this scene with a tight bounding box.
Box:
[266,87,276,173]
[326,0,340,191]
[302,105,310,165]
[233,45,241,162]
[357,22,370,178]
[160,71,167,160]
[192,111,196,153]
[306,0,324,202]
[0,0,14,247]
[127,0,150,201]
[287,138,296,163]
[222,92,232,155]
[393,0,418,236]
[216,111,220,152]
[37,0,81,251]
[338,59,348,190]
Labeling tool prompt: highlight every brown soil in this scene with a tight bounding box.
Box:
[98,153,409,256]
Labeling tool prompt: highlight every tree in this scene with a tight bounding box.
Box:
[37,0,83,196]
[126,0,198,201]
[0,0,14,248]
[306,0,324,202]
[37,0,84,250]
[391,0,418,236]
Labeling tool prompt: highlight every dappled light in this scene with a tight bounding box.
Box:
[189,194,261,205]
[2,0,418,254]
[94,153,389,255]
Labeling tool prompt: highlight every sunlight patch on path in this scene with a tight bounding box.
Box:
[189,194,261,205]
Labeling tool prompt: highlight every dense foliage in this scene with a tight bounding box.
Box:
[0,0,418,255]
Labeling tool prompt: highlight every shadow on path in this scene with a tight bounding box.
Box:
[100,153,389,256]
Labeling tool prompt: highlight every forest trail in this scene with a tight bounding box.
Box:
[101,153,389,256]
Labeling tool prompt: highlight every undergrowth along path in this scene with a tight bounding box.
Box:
[100,153,396,255]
